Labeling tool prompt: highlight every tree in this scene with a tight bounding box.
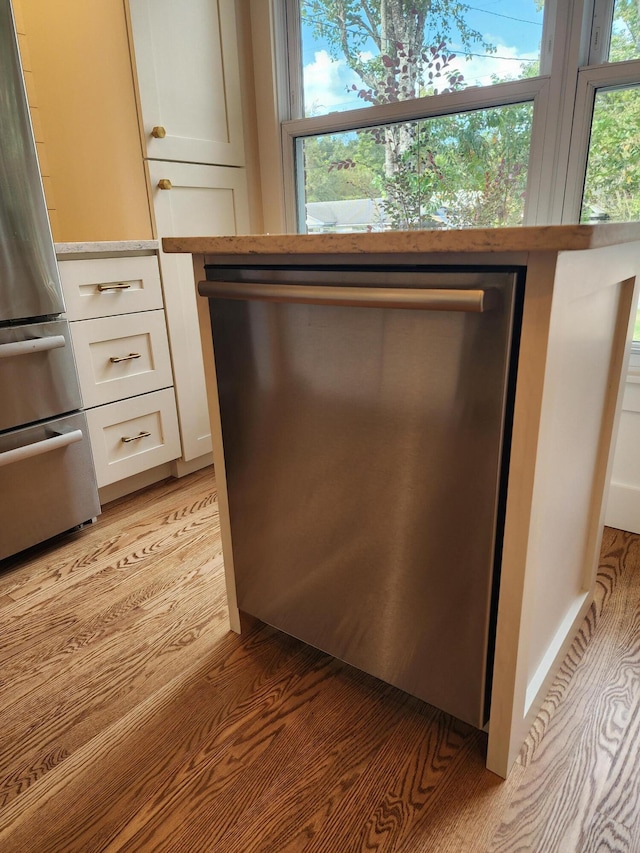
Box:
[582,87,640,222]
[302,0,487,179]
[302,0,489,103]
[300,0,534,229]
[609,0,640,61]
[303,132,383,202]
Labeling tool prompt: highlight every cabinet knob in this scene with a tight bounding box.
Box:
[157,179,172,190]
[151,125,166,138]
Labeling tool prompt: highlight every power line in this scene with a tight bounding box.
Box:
[461,50,537,62]
[465,5,543,26]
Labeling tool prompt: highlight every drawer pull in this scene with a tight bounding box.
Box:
[97,282,132,292]
[157,179,172,190]
[151,125,166,138]
[110,352,142,364]
[0,335,66,358]
[0,429,83,468]
[121,430,151,444]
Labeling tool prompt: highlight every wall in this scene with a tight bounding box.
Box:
[19,0,153,242]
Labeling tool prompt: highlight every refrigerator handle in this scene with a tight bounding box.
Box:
[0,335,66,359]
[198,281,494,313]
[0,429,83,468]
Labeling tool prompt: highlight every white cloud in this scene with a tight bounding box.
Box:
[303,50,364,115]
[302,42,538,115]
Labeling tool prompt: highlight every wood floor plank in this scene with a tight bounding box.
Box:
[488,531,640,852]
[0,468,638,853]
[0,565,228,808]
[0,628,325,852]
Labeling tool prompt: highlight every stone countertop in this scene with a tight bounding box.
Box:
[162,223,640,257]
[55,240,159,259]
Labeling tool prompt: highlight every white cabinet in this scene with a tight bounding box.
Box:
[126,0,251,467]
[58,249,181,490]
[148,161,249,462]
[128,0,244,167]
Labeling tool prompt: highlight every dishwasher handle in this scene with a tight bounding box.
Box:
[198,281,495,313]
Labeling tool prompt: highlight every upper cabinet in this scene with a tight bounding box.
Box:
[128,0,245,167]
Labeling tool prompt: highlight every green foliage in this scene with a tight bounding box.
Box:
[299,0,535,229]
[303,133,383,202]
[609,0,640,62]
[582,86,640,222]
[371,104,532,229]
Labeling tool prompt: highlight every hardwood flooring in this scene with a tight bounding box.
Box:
[0,467,638,852]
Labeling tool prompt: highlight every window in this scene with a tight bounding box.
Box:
[276,0,640,241]
[295,1,546,118]
[581,85,640,223]
[609,0,640,62]
[299,102,534,231]
[284,0,548,233]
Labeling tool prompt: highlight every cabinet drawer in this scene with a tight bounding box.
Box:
[59,255,163,320]
[70,311,173,408]
[86,388,181,486]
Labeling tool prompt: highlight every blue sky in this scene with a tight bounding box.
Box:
[302,0,545,115]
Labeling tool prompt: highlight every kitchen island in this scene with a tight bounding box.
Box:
[164,223,640,778]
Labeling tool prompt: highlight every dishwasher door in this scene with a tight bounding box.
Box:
[201,267,520,727]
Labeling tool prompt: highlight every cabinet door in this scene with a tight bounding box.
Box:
[128,0,244,167]
[148,160,250,462]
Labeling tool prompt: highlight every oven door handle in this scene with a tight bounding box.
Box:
[0,429,83,468]
[198,281,493,313]
[0,335,66,359]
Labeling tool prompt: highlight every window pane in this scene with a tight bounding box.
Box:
[299,103,534,231]
[298,1,545,117]
[581,86,640,224]
[608,0,640,62]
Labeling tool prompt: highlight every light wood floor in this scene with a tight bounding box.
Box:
[0,467,638,852]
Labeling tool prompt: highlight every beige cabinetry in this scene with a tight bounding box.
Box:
[147,161,249,461]
[128,0,244,167]
[58,247,181,497]
[127,0,251,466]
[20,0,252,472]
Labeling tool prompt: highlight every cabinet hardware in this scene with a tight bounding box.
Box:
[109,352,142,364]
[157,179,172,190]
[151,125,166,138]
[97,282,131,292]
[121,430,151,443]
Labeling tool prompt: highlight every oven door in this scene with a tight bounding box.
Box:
[0,412,100,560]
[0,319,82,432]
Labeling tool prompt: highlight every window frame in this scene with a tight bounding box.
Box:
[278,0,580,233]
[254,0,640,242]
[281,76,551,232]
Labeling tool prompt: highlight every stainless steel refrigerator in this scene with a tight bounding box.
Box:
[0,0,100,561]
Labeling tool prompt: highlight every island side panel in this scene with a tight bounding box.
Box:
[487,242,640,777]
[194,252,241,632]
[486,250,558,778]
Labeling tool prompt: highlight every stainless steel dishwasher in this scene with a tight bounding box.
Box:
[200,265,522,727]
